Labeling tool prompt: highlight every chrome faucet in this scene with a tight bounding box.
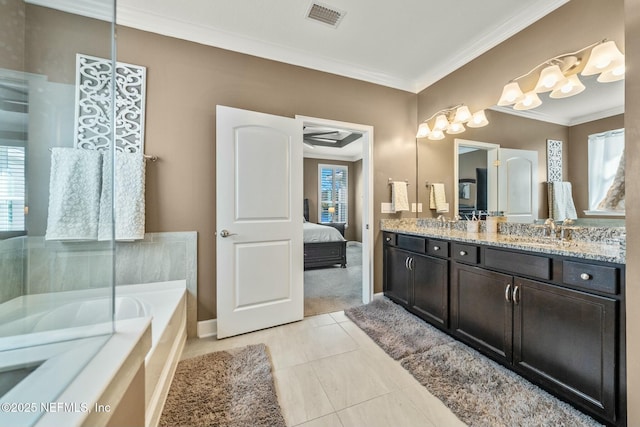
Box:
[559,218,575,241]
[543,218,556,238]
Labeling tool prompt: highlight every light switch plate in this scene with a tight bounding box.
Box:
[381,202,395,213]
[418,203,423,212]
[411,203,417,212]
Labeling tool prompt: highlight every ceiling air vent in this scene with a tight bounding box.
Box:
[306,2,346,28]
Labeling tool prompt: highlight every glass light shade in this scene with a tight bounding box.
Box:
[416,122,431,138]
[432,114,449,131]
[513,91,542,110]
[534,65,567,92]
[550,74,586,98]
[581,41,625,76]
[328,207,335,213]
[428,129,445,140]
[497,82,524,106]
[467,110,489,128]
[453,106,472,123]
[446,122,465,134]
[597,64,625,82]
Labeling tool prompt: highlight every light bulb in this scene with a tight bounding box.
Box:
[416,122,431,138]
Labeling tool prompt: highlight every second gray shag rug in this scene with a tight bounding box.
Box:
[345,298,602,427]
[159,344,286,427]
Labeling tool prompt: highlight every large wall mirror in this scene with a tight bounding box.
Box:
[416,1,624,226]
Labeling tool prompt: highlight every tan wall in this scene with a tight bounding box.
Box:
[116,26,417,320]
[417,109,568,219]
[416,0,623,218]
[624,0,639,423]
[568,114,625,216]
[303,157,361,242]
[0,0,25,71]
[25,5,111,84]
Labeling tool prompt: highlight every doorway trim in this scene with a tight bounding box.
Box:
[454,138,500,217]
[296,115,374,304]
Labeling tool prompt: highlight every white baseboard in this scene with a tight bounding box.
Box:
[373,292,384,300]
[197,319,217,338]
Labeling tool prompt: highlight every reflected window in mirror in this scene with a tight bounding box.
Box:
[587,128,624,215]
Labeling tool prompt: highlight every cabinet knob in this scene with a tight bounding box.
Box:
[580,273,591,281]
[433,245,440,251]
[459,250,467,256]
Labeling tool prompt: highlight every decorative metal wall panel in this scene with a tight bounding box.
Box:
[546,139,563,182]
[74,54,146,153]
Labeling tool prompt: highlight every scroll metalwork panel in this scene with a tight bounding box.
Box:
[74,54,146,153]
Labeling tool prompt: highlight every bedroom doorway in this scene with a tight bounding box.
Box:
[296,115,373,316]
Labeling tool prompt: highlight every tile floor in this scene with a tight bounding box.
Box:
[181,311,467,427]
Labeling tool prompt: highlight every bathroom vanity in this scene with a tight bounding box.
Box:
[382,221,626,426]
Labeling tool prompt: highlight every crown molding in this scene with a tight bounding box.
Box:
[411,0,569,93]
[26,0,114,22]
[490,104,625,127]
[27,0,568,95]
[116,5,414,92]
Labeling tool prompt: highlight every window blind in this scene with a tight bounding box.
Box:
[0,146,26,231]
[318,164,348,223]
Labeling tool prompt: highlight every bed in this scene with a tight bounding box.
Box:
[303,199,347,270]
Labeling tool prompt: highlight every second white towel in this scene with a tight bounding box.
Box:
[391,181,409,212]
[98,151,146,241]
[429,183,449,213]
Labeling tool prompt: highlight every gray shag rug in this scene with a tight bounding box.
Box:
[345,298,602,427]
[159,344,286,427]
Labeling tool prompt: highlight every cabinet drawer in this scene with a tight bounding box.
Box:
[383,232,396,246]
[397,234,426,253]
[563,261,619,295]
[427,239,449,258]
[452,243,479,264]
[485,248,551,280]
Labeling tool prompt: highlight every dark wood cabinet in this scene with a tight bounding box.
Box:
[513,277,617,420]
[451,263,513,361]
[383,231,625,426]
[412,254,448,327]
[384,236,449,327]
[384,247,411,306]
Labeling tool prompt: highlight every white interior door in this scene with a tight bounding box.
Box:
[498,148,539,223]
[216,105,303,338]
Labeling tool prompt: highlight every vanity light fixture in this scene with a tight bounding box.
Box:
[416,104,489,139]
[497,39,625,111]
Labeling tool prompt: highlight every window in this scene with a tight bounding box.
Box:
[0,145,26,232]
[587,128,624,215]
[318,164,348,223]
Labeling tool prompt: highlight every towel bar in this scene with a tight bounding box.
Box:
[388,178,410,186]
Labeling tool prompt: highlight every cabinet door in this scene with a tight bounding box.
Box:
[451,262,513,362]
[412,254,448,327]
[384,247,411,306]
[513,277,617,420]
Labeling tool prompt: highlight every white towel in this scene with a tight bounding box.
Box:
[45,148,103,240]
[391,181,409,212]
[548,181,577,221]
[429,183,449,213]
[98,151,146,241]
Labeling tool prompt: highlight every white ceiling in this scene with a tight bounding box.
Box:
[113,0,569,93]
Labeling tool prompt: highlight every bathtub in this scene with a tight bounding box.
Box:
[0,280,186,427]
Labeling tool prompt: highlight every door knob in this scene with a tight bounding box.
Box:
[219,229,237,238]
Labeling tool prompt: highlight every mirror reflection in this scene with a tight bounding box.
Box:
[416,1,625,226]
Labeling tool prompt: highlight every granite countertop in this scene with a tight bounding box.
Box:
[381,219,625,265]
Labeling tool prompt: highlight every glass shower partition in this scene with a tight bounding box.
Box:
[0,1,118,425]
